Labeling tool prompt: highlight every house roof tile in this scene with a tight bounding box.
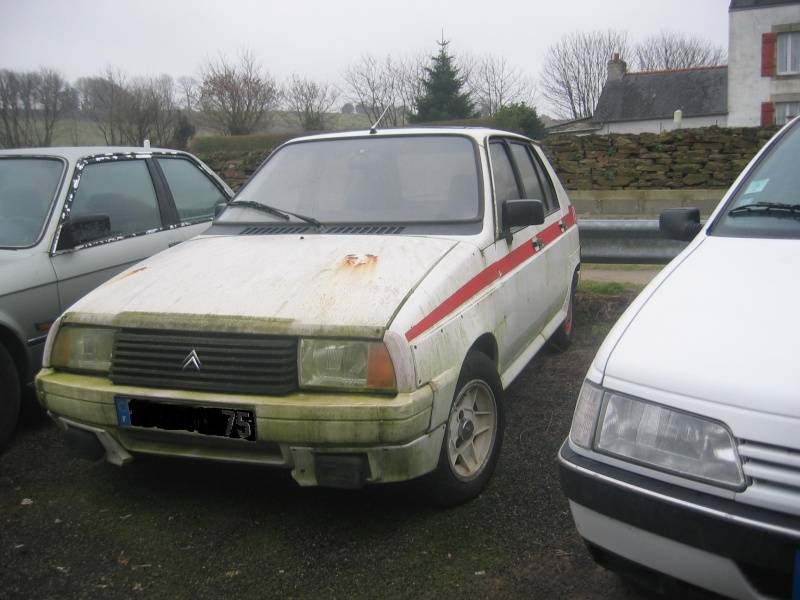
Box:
[593,66,728,123]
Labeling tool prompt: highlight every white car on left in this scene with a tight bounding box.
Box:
[0,147,233,448]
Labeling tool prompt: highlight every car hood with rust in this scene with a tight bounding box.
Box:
[596,234,800,419]
[60,234,460,338]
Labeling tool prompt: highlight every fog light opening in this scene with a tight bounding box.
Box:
[314,454,369,489]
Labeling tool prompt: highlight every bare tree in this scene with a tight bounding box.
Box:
[76,67,127,145]
[285,74,339,131]
[0,68,70,148]
[198,48,281,135]
[115,75,178,146]
[540,30,632,120]
[341,52,427,127]
[466,54,536,117]
[633,31,727,71]
[177,76,198,112]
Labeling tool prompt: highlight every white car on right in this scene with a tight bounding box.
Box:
[559,116,800,600]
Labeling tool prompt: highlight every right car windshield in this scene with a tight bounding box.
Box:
[711,118,800,239]
[221,135,482,225]
[0,157,64,247]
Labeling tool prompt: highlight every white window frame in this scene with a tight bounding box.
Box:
[777,31,800,75]
[776,101,800,125]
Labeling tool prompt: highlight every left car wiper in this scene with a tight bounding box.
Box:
[729,202,800,216]
[228,200,324,229]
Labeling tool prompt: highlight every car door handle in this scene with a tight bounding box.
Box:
[169,241,183,248]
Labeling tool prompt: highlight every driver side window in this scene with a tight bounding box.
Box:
[64,159,162,247]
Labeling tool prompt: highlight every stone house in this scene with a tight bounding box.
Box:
[582,0,800,133]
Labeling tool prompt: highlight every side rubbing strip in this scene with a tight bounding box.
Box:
[405,210,578,342]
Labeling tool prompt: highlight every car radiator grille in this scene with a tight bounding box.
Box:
[738,441,800,507]
[111,330,297,395]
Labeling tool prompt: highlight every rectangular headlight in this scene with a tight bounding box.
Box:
[596,392,745,490]
[50,326,115,373]
[298,339,396,392]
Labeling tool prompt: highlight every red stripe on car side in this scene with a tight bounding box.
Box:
[405,213,577,342]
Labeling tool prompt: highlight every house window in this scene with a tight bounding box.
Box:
[776,101,800,124]
[777,31,800,75]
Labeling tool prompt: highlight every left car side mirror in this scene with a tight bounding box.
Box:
[57,214,112,250]
[502,199,545,233]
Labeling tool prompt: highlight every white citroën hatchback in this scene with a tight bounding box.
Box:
[36,127,580,506]
[559,117,800,598]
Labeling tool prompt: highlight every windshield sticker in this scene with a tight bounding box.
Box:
[744,179,768,194]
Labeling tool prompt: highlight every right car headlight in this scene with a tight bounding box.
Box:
[570,380,746,490]
[49,325,115,373]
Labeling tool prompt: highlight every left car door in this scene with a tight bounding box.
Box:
[50,155,188,312]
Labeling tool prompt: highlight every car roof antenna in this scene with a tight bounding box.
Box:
[370,105,391,134]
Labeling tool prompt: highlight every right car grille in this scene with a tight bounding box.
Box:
[111,330,297,395]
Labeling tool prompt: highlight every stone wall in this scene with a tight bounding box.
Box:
[197,125,780,218]
[541,125,779,191]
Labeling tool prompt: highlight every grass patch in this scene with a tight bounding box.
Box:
[579,280,628,295]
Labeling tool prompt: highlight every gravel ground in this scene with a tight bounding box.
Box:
[0,286,651,600]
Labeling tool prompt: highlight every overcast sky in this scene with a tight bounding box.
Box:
[2,0,731,110]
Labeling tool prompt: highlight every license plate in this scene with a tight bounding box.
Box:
[115,397,256,441]
[793,550,800,600]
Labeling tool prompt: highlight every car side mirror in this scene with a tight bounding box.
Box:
[660,207,703,242]
[214,202,229,219]
[502,199,545,233]
[58,214,111,250]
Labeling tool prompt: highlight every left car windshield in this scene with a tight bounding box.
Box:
[221,135,481,225]
[0,157,64,247]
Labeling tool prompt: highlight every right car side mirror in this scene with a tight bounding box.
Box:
[660,207,703,242]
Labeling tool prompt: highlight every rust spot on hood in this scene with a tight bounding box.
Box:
[338,254,378,269]
[106,266,148,284]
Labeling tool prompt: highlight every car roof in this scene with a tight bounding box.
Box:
[0,146,189,161]
[286,126,537,145]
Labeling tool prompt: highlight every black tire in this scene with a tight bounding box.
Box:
[0,344,21,450]
[423,351,505,508]
[547,270,578,353]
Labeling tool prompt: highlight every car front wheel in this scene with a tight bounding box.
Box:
[0,344,21,450]
[423,351,505,507]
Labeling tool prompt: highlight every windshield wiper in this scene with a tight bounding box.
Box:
[228,200,324,229]
[729,202,800,217]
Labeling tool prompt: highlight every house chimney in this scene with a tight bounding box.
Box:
[607,53,627,82]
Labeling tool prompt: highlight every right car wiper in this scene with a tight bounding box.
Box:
[228,200,324,229]
[729,202,800,216]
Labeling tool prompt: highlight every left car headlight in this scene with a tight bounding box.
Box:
[298,339,396,392]
[570,380,745,490]
[50,326,115,373]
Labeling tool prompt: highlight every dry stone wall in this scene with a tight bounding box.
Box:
[542,125,779,191]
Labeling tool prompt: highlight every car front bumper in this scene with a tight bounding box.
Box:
[36,368,442,487]
[558,441,800,600]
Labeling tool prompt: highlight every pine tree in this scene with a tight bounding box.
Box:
[410,39,476,124]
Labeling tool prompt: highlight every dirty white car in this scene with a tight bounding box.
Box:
[37,127,579,506]
[0,147,232,449]
[559,116,800,598]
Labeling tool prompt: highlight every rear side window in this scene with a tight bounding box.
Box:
[67,159,162,243]
[157,157,228,223]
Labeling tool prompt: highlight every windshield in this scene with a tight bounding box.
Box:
[712,118,800,239]
[0,157,64,247]
[219,135,481,225]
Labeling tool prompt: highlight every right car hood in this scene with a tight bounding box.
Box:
[599,234,800,419]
